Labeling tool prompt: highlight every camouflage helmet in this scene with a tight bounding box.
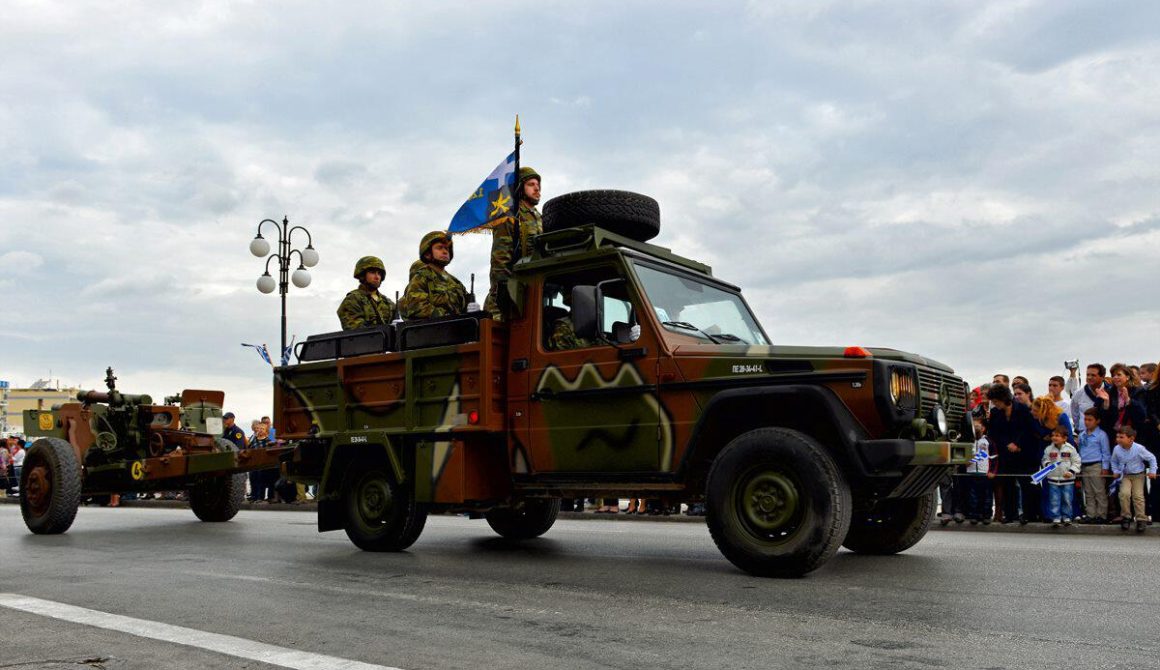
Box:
[419,230,453,263]
[518,166,541,186]
[353,255,386,279]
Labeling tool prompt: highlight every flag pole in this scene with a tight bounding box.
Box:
[512,114,522,257]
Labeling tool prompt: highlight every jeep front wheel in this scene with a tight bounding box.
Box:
[485,498,561,540]
[842,492,936,555]
[343,467,428,551]
[706,428,851,577]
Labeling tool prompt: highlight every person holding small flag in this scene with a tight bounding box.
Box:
[1110,426,1157,532]
[1040,426,1082,527]
[337,256,396,330]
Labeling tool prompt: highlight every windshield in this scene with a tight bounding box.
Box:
[633,262,770,345]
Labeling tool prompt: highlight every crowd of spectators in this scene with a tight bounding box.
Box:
[1,436,26,496]
[941,361,1160,532]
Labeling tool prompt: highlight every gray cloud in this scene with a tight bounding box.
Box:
[1,1,1158,423]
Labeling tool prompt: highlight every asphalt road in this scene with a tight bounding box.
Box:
[2,505,1158,670]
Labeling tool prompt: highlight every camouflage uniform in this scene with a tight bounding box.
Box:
[399,231,468,319]
[337,289,395,330]
[485,167,543,320]
[400,261,467,319]
[547,316,591,351]
[337,255,396,330]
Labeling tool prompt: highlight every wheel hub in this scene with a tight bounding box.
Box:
[741,472,799,531]
[358,478,393,524]
[25,465,52,517]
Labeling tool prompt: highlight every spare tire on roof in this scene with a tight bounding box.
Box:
[542,190,660,242]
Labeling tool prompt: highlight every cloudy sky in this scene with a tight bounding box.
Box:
[2,1,1158,427]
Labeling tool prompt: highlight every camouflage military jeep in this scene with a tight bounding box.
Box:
[275,189,973,577]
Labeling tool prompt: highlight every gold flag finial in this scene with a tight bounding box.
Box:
[515,114,521,135]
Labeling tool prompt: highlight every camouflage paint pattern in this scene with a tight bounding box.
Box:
[276,223,974,508]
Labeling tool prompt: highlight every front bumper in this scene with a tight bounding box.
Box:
[855,438,974,499]
[856,438,974,472]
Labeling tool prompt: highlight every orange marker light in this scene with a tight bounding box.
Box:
[843,346,872,358]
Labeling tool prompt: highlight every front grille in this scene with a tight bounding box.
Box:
[916,367,967,436]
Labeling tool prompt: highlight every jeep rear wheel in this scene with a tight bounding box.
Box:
[706,428,851,577]
[842,492,936,555]
[343,467,428,551]
[485,498,561,540]
[21,437,82,535]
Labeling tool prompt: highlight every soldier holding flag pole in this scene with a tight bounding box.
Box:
[444,116,543,321]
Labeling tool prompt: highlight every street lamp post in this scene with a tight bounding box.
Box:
[249,216,319,365]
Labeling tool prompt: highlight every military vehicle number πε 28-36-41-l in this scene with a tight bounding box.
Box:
[275,190,974,577]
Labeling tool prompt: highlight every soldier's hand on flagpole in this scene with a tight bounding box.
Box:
[1149,473,1157,480]
[1007,443,1019,453]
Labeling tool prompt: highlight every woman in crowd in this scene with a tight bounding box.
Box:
[1139,361,1160,517]
[1101,363,1147,434]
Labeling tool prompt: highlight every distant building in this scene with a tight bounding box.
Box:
[2,380,82,435]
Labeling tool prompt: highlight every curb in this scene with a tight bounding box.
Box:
[3,496,1156,535]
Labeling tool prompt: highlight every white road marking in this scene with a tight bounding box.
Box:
[0,593,403,670]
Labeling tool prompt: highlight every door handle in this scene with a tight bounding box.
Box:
[512,358,529,372]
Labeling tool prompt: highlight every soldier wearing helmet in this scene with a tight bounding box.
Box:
[399,231,469,319]
[484,166,542,321]
[337,255,396,330]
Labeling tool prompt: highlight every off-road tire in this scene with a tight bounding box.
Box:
[343,467,428,551]
[188,440,246,522]
[21,437,82,535]
[706,428,851,577]
[542,190,661,241]
[485,498,561,540]
[842,492,936,555]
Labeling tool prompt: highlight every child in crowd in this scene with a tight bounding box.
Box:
[1041,426,1081,527]
[1076,408,1111,523]
[1110,426,1158,532]
[964,420,993,524]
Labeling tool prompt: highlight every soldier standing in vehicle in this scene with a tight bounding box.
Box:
[484,166,542,320]
[399,231,470,319]
[337,256,396,330]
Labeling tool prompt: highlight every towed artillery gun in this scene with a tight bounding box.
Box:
[19,368,291,534]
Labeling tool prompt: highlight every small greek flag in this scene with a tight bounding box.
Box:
[1030,463,1056,485]
[970,449,989,463]
[241,342,272,366]
[281,335,296,367]
[1109,475,1122,495]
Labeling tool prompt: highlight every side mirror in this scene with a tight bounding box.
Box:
[570,285,598,341]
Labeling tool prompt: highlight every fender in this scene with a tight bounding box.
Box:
[677,384,889,486]
[316,438,405,532]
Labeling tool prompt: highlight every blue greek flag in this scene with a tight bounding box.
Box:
[281,336,296,367]
[1030,463,1056,485]
[447,152,517,233]
[1109,475,1122,495]
[241,342,271,366]
[970,449,989,463]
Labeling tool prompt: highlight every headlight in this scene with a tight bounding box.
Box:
[930,406,948,436]
[889,368,917,409]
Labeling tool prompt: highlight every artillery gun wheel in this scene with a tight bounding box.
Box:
[21,437,82,535]
[706,428,851,578]
[343,467,428,551]
[841,492,936,555]
[542,190,661,242]
[485,498,561,540]
[188,439,246,522]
